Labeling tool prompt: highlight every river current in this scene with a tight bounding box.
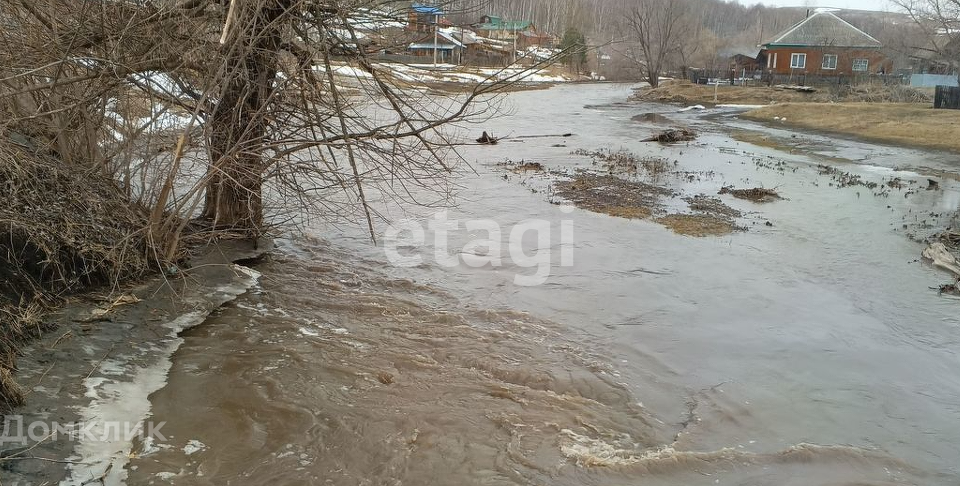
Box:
[123,83,960,485]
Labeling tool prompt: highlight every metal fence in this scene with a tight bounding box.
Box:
[911,73,959,88]
[934,85,960,109]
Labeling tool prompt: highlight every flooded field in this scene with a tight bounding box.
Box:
[10,83,960,485]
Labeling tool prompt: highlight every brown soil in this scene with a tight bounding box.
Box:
[741,103,960,153]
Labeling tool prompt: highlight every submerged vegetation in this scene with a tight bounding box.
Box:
[499,147,752,237]
[553,171,672,220]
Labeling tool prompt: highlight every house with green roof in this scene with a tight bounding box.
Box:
[473,15,543,46]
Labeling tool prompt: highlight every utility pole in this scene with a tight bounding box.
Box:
[512,26,517,64]
[433,12,439,66]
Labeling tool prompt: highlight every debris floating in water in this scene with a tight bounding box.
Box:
[718,186,782,203]
[642,128,697,143]
[476,131,499,145]
[922,242,960,276]
[496,159,544,172]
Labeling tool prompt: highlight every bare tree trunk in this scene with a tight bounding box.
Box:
[203,0,289,234]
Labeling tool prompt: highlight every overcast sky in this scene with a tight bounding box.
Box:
[747,0,895,12]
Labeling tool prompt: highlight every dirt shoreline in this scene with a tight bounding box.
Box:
[0,239,267,484]
[632,80,933,105]
[630,82,958,154]
[740,103,960,154]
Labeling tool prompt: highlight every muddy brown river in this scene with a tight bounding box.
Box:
[14,84,960,485]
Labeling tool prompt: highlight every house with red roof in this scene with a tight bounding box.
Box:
[760,11,892,76]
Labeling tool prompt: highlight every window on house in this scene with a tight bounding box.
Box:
[822,54,837,70]
[852,58,869,71]
[790,53,806,69]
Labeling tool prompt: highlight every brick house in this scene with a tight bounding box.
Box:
[759,11,892,76]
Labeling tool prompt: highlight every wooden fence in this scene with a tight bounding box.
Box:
[687,69,905,87]
[934,85,960,109]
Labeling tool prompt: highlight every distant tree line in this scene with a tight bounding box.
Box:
[449,0,929,80]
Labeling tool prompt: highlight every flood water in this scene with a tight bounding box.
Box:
[125,84,960,485]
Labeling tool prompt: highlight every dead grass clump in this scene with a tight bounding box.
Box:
[512,161,544,172]
[631,80,825,104]
[641,157,671,174]
[719,186,782,202]
[642,128,697,143]
[935,229,960,250]
[575,148,639,174]
[657,214,738,236]
[842,83,932,103]
[553,171,673,219]
[0,139,153,410]
[601,206,652,219]
[657,194,743,237]
[686,195,742,217]
[496,160,545,172]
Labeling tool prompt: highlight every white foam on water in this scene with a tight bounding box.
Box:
[298,327,320,337]
[182,439,206,455]
[62,265,261,486]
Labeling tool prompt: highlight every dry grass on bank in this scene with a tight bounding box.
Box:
[656,214,738,237]
[632,80,933,105]
[634,82,823,104]
[741,103,960,153]
[0,139,154,410]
